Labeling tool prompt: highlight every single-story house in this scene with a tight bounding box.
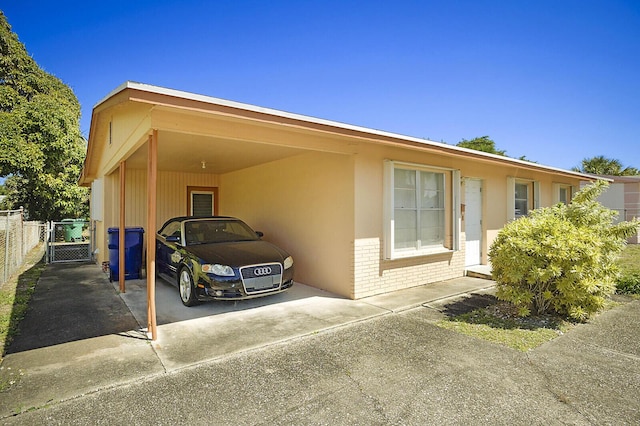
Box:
[79,82,596,336]
[588,174,640,243]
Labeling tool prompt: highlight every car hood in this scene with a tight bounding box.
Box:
[185,241,289,267]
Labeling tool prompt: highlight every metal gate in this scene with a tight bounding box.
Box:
[47,221,93,263]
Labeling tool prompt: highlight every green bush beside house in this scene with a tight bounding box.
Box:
[489,180,640,321]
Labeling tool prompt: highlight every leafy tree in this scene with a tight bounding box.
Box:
[0,11,88,220]
[489,180,639,321]
[456,136,506,156]
[517,155,537,163]
[572,155,639,176]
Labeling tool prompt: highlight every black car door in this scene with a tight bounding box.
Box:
[156,220,183,279]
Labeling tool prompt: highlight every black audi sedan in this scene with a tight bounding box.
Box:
[156,216,294,306]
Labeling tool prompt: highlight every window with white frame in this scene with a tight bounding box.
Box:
[559,186,569,204]
[555,184,572,204]
[508,177,539,220]
[385,161,459,259]
[514,181,530,217]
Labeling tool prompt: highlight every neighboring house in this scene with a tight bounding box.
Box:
[587,174,640,244]
[79,82,596,301]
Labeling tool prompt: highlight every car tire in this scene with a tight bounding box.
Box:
[178,267,198,307]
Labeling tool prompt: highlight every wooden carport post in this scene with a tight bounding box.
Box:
[119,161,126,293]
[147,130,158,340]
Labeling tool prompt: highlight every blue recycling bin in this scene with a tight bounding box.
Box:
[107,227,145,281]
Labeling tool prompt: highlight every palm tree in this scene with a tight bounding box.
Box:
[572,156,639,176]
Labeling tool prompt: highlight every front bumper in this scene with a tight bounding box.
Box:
[195,266,295,301]
[202,279,294,300]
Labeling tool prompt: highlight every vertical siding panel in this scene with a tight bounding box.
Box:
[105,172,118,231]
[156,171,219,226]
[125,169,147,227]
[100,169,220,260]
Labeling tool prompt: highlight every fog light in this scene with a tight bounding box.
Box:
[214,290,223,297]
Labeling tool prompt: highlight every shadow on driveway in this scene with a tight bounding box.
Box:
[6,262,140,354]
[437,292,499,317]
[119,274,344,327]
[6,262,346,353]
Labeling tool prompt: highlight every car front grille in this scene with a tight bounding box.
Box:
[240,263,283,294]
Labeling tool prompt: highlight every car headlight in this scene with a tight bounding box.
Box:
[202,264,235,276]
[283,256,294,270]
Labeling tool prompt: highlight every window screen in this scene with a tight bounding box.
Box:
[394,167,445,251]
[514,182,529,217]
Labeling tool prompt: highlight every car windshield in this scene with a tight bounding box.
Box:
[183,219,260,245]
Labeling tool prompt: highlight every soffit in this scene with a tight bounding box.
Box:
[123,130,304,174]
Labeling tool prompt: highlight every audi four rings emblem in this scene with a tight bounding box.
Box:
[253,267,272,276]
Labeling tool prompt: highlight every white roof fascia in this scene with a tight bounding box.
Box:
[94,81,597,181]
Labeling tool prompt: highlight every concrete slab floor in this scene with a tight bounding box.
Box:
[116,278,390,371]
[114,275,495,372]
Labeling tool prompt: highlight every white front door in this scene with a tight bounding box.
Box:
[464,179,482,267]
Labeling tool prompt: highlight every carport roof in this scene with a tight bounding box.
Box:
[81,81,597,185]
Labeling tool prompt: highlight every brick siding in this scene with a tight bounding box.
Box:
[351,238,466,299]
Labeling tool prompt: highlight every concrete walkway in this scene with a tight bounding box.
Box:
[0,262,494,418]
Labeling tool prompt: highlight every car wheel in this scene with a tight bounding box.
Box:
[178,268,198,307]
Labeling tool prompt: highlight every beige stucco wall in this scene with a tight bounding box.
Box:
[455,159,581,261]
[352,148,460,298]
[348,146,583,298]
[220,151,355,298]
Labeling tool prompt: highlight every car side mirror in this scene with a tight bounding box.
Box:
[166,235,181,243]
[255,231,264,238]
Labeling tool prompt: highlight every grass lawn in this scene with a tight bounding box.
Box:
[615,244,640,295]
[436,300,578,352]
[436,245,639,352]
[617,244,640,275]
[0,246,46,361]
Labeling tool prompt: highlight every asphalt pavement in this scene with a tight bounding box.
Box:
[1,262,639,425]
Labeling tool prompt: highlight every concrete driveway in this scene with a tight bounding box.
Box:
[3,269,640,424]
[0,262,494,418]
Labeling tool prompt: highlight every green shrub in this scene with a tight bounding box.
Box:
[616,272,640,295]
[489,180,640,321]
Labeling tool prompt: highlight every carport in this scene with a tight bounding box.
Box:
[80,82,359,339]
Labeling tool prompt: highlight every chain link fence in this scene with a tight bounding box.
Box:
[0,208,47,286]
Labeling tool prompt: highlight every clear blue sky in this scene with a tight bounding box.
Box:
[3,0,639,170]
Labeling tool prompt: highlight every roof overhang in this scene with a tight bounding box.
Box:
[585,174,639,183]
[80,81,599,186]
